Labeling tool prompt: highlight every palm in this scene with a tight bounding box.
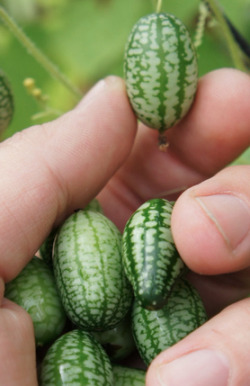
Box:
[98,122,204,230]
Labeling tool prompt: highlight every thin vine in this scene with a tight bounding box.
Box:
[0,6,83,100]
[204,0,248,72]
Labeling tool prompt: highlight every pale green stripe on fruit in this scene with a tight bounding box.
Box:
[132,278,207,365]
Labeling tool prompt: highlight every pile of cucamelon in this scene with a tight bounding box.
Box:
[6,198,207,385]
[4,11,207,386]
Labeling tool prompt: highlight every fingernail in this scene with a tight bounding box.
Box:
[195,194,250,251]
[104,75,125,89]
[156,349,229,386]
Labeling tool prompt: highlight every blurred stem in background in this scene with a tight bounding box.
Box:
[0,6,83,100]
[204,0,250,72]
[0,0,249,140]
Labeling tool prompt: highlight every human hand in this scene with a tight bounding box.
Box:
[97,68,250,385]
[0,76,137,385]
[0,68,250,385]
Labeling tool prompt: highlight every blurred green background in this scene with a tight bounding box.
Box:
[0,0,249,161]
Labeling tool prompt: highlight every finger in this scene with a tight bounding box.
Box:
[187,267,250,317]
[99,69,250,228]
[167,68,250,176]
[146,297,250,386]
[0,296,37,385]
[172,164,250,275]
[0,76,137,282]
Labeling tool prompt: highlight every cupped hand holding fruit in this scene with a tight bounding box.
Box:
[0,69,250,385]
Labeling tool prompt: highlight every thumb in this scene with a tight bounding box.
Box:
[0,76,137,281]
[171,165,250,275]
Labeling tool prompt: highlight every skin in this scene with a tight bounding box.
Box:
[1,68,250,384]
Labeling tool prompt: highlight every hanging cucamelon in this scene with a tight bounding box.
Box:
[122,198,186,310]
[124,12,198,149]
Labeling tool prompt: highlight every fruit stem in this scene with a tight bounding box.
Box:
[158,132,169,152]
[0,6,83,100]
[156,0,162,13]
[204,0,247,72]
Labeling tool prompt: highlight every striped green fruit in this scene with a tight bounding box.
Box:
[40,329,113,385]
[5,256,66,347]
[132,278,207,365]
[92,311,135,361]
[53,209,133,331]
[39,228,58,268]
[124,12,198,147]
[0,69,14,132]
[113,365,146,386]
[122,198,186,310]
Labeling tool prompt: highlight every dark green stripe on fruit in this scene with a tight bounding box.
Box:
[132,278,207,365]
[122,198,185,310]
[124,12,198,135]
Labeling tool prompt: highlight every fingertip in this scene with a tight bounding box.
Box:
[168,68,250,176]
[172,176,250,275]
[171,188,231,275]
[0,299,37,385]
[75,75,130,112]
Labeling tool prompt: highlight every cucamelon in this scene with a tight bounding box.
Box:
[132,278,207,365]
[5,256,66,347]
[124,12,198,148]
[53,209,133,331]
[0,69,14,132]
[122,198,186,310]
[112,365,146,386]
[39,228,57,268]
[92,311,135,361]
[40,329,113,385]
[84,197,103,213]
